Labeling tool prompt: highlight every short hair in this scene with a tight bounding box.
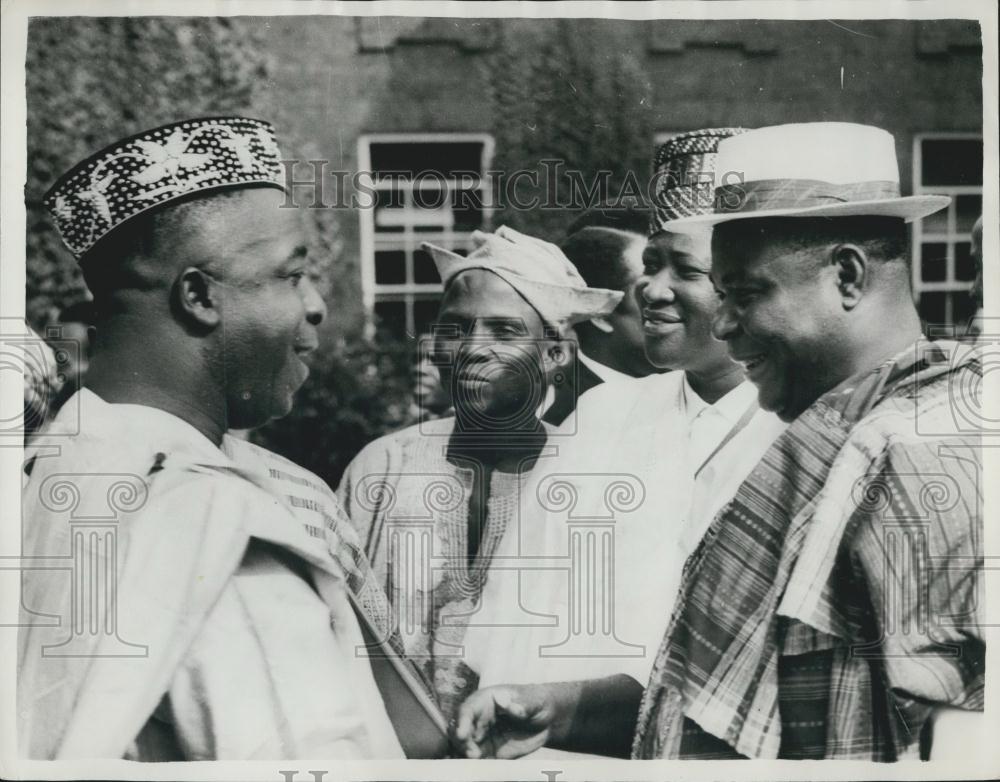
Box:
[715,215,910,265]
[77,187,260,317]
[565,205,650,237]
[560,205,650,294]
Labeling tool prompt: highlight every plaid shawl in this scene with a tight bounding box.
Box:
[632,340,983,759]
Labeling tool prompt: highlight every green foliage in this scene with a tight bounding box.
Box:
[485,19,654,242]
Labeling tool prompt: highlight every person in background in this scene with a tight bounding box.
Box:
[969,215,984,339]
[46,298,94,416]
[410,332,453,422]
[20,117,406,760]
[338,226,621,720]
[21,325,59,440]
[559,205,658,382]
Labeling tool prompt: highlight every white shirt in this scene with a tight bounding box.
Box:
[578,350,636,386]
[467,371,787,688]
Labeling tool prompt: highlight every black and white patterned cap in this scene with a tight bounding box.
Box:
[649,127,747,234]
[44,116,287,260]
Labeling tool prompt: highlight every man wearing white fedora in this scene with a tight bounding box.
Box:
[629,122,984,760]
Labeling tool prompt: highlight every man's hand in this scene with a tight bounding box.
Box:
[452,684,556,758]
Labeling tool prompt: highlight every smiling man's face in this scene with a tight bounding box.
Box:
[634,230,730,375]
[710,221,846,422]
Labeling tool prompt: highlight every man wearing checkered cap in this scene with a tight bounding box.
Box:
[19,118,411,759]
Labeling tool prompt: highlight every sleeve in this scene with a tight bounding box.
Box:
[850,437,984,721]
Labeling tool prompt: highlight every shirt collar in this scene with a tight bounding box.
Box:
[578,350,634,385]
[680,373,759,425]
[70,388,225,461]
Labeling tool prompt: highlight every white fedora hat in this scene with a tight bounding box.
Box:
[664,122,950,231]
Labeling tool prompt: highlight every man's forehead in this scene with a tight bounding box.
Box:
[646,230,711,264]
[439,269,539,319]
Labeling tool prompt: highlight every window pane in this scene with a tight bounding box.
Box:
[955,241,975,281]
[369,141,484,178]
[375,250,407,285]
[956,194,982,233]
[413,248,442,284]
[413,297,443,337]
[951,291,978,328]
[919,291,947,327]
[374,300,407,339]
[921,243,948,282]
[920,138,983,186]
[374,188,405,233]
[453,188,485,231]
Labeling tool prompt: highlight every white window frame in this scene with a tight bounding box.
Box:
[911,131,982,325]
[358,133,495,336]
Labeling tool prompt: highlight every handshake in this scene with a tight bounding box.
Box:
[450,676,642,759]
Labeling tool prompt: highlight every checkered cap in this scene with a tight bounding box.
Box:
[44,117,286,260]
[650,127,747,233]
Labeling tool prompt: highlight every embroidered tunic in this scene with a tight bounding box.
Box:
[338,416,544,718]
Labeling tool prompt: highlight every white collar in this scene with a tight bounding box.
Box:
[65,388,225,459]
[680,373,759,425]
[578,350,634,385]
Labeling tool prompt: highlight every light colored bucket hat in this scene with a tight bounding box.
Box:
[665,122,951,231]
[421,225,623,329]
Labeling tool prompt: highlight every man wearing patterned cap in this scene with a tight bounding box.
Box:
[453,129,786,758]
[19,118,414,759]
[337,225,621,720]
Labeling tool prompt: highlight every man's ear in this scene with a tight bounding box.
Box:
[174,267,221,328]
[832,243,867,310]
[589,316,614,334]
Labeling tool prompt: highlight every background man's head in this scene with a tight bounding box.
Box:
[434,269,556,431]
[423,226,622,431]
[711,216,911,421]
[560,206,656,377]
[46,118,324,431]
[971,215,984,309]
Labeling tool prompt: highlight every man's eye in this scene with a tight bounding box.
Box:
[286,270,306,285]
[678,267,705,280]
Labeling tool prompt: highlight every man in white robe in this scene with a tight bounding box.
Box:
[18,117,406,760]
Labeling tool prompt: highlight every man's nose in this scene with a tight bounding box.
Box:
[638,271,675,305]
[712,299,739,341]
[302,277,327,326]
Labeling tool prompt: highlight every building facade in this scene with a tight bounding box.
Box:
[261,16,984,339]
